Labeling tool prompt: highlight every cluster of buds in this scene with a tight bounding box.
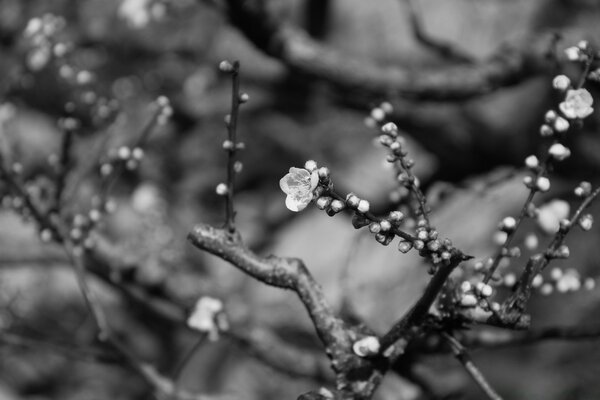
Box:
[564,40,594,63]
[156,95,173,126]
[23,14,68,72]
[364,102,394,128]
[457,279,495,309]
[101,145,145,175]
[534,267,596,296]
[118,0,168,29]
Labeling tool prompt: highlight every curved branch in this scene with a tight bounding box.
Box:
[224,0,557,101]
[188,224,350,353]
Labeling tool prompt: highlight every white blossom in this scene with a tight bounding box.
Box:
[559,89,594,119]
[537,200,570,234]
[279,167,319,212]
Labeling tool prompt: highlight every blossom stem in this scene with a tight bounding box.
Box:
[224,61,241,233]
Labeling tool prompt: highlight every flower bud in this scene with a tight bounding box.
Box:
[552,75,571,91]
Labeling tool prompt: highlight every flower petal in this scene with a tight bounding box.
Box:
[285,195,301,212]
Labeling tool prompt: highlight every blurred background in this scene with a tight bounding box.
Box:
[1,0,600,399]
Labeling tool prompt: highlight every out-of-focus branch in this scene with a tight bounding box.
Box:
[466,324,600,349]
[403,0,474,63]
[379,251,470,354]
[442,332,503,400]
[223,0,557,101]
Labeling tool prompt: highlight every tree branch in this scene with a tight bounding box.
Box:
[442,332,503,400]
[223,0,556,101]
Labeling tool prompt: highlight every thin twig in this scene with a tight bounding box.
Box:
[53,124,75,211]
[466,323,600,349]
[223,61,241,232]
[442,332,503,400]
[380,252,469,353]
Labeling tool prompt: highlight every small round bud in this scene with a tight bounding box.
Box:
[117,146,131,160]
[89,209,102,222]
[460,294,478,307]
[364,117,376,128]
[218,60,234,72]
[353,336,380,357]
[540,124,554,137]
[500,216,517,232]
[369,222,381,234]
[157,96,170,107]
[315,196,332,210]
[398,240,413,253]
[535,176,551,192]
[11,163,23,174]
[552,75,571,91]
[132,147,144,160]
[379,220,391,231]
[389,210,404,222]
[40,229,53,243]
[524,233,538,250]
[100,163,113,177]
[460,281,472,292]
[548,143,571,161]
[553,116,569,132]
[413,240,425,250]
[504,273,517,287]
[564,46,581,61]
[417,229,429,241]
[224,114,231,125]
[370,108,385,122]
[357,199,370,213]
[317,167,330,180]
[578,214,593,231]
[380,102,393,114]
[346,194,360,208]
[478,283,493,298]
[532,274,544,288]
[584,278,596,290]
[540,283,554,295]
[550,267,563,281]
[375,233,394,246]
[222,140,234,150]
[234,161,243,173]
[525,155,539,169]
[427,240,440,252]
[555,245,570,259]
[304,160,318,172]
[330,199,345,213]
[238,93,249,103]
[493,231,508,246]
[574,181,592,197]
[381,122,398,135]
[126,160,138,170]
[216,183,228,196]
[544,110,558,123]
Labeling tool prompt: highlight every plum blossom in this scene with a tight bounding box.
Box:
[537,199,570,234]
[559,89,594,119]
[279,167,319,212]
